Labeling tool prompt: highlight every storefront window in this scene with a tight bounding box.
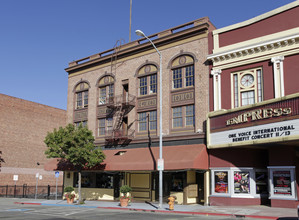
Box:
[268,166,296,200]
[273,171,291,196]
[96,173,113,188]
[234,171,250,194]
[214,171,228,193]
[211,168,256,196]
[171,173,184,192]
[73,172,114,189]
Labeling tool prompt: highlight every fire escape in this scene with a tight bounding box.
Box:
[105,40,136,146]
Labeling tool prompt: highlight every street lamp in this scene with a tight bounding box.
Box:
[135,29,163,209]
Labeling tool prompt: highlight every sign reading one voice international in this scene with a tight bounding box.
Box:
[210,107,299,146]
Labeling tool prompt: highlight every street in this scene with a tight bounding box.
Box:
[0,198,253,220]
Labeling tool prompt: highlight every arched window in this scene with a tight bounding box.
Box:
[137,64,158,96]
[171,55,194,89]
[74,82,89,109]
[98,75,115,105]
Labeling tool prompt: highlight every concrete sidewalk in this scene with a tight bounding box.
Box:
[14,198,297,219]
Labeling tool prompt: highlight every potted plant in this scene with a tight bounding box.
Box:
[64,186,75,204]
[119,185,132,207]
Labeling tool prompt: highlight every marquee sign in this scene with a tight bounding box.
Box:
[210,119,299,146]
[208,95,299,148]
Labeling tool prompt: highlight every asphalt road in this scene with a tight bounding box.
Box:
[0,199,249,220]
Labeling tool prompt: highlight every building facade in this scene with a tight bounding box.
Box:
[64,17,215,204]
[207,2,299,208]
[0,94,66,186]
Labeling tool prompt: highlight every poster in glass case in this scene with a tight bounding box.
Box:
[273,171,291,195]
[214,171,228,193]
[234,171,250,193]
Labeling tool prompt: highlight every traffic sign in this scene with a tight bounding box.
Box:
[55,171,59,178]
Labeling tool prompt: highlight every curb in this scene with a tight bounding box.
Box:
[14,202,279,219]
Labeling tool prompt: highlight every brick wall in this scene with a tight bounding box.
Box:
[67,34,210,141]
[0,94,66,185]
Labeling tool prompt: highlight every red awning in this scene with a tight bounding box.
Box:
[103,144,208,171]
[44,144,208,171]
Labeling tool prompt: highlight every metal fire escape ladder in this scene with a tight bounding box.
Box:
[113,105,125,131]
[110,39,124,77]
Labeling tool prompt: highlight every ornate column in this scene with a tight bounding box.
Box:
[211,69,222,111]
[271,56,285,98]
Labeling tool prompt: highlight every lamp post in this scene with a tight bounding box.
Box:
[135,30,163,209]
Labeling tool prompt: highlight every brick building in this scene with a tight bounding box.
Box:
[207,1,299,208]
[0,94,66,186]
[63,17,215,204]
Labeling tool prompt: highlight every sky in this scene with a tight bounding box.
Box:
[0,0,296,110]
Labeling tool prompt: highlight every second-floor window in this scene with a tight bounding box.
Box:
[138,111,157,132]
[232,68,263,108]
[75,121,87,128]
[172,105,194,128]
[98,118,113,136]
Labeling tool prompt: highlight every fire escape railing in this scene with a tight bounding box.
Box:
[105,94,135,145]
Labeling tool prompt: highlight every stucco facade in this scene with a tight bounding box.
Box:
[207,1,299,208]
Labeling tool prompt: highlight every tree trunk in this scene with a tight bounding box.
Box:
[78,171,82,202]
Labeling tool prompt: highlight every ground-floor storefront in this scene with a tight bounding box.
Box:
[64,169,207,205]
[209,147,298,208]
[207,94,299,208]
[56,144,210,205]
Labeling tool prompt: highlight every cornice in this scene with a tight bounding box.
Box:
[207,33,299,65]
[66,17,212,74]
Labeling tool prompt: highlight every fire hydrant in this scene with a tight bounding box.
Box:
[168,196,176,210]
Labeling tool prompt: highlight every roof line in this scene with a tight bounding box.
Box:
[213,0,299,34]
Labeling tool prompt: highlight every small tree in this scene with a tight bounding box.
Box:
[44,123,105,202]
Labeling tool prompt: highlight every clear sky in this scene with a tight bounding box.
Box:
[0,0,295,110]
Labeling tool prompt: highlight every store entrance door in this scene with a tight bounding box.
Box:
[196,171,205,204]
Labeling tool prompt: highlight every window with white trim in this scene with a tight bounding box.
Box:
[211,168,257,197]
[232,68,263,108]
[268,166,296,200]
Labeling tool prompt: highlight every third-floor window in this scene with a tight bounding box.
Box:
[137,64,158,96]
[74,82,89,109]
[98,75,115,105]
[171,55,194,90]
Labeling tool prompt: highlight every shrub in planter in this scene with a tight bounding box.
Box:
[64,186,74,193]
[119,185,132,207]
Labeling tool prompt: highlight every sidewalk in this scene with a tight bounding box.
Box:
[14,198,297,219]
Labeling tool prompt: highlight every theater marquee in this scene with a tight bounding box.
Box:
[208,94,299,148]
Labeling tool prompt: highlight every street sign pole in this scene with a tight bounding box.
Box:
[35,173,39,199]
[55,171,59,200]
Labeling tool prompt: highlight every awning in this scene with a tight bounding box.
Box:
[44,144,208,171]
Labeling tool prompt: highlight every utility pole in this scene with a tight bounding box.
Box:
[129,0,132,42]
